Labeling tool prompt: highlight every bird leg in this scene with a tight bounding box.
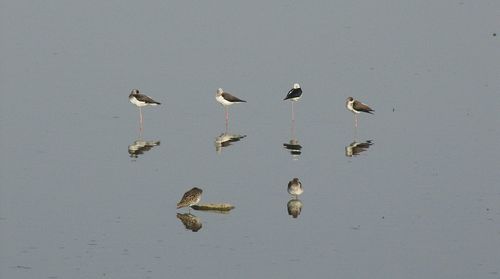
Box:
[139,108,144,132]
[225,106,229,124]
[291,101,295,123]
[354,114,358,129]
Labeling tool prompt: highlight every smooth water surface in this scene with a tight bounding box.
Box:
[1,1,499,278]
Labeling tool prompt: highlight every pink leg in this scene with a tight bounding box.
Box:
[139,108,144,132]
[291,102,295,123]
[354,114,358,129]
[225,107,229,122]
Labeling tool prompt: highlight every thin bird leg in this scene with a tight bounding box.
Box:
[139,108,144,132]
[354,114,358,129]
[291,116,296,139]
[225,106,229,123]
[291,101,295,123]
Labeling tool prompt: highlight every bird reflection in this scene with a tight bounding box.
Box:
[128,139,160,158]
[283,114,303,159]
[345,140,374,157]
[176,213,202,232]
[286,178,303,219]
[215,132,247,154]
[287,199,303,219]
[283,139,302,159]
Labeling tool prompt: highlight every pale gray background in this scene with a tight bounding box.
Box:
[1,1,499,278]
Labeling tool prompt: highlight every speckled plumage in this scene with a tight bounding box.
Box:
[176,187,203,209]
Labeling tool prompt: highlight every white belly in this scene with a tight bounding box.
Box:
[130,97,147,107]
[347,102,359,114]
[216,95,234,106]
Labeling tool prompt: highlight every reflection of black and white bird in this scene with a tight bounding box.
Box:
[345,97,374,128]
[129,89,161,129]
[128,139,160,158]
[215,88,246,124]
[287,178,303,198]
[215,133,247,153]
[177,187,203,209]
[287,199,303,219]
[176,213,202,232]
[283,139,302,159]
[284,83,302,121]
[345,140,374,157]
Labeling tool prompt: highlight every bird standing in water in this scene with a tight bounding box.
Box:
[345,97,374,128]
[129,89,161,131]
[284,83,302,122]
[215,88,246,127]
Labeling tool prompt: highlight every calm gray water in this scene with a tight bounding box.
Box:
[1,1,499,278]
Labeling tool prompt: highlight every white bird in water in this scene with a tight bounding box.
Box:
[215,88,246,126]
[345,97,374,128]
[129,89,161,131]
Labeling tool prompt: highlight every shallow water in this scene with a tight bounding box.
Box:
[1,1,500,278]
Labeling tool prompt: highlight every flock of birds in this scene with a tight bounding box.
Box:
[128,83,374,218]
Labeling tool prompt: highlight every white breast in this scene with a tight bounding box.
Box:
[130,97,148,107]
[216,95,234,106]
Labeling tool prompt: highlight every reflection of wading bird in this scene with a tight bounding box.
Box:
[345,97,374,128]
[129,89,161,130]
[177,187,203,209]
[215,88,246,125]
[128,139,160,158]
[284,83,302,122]
[176,213,202,232]
[287,199,303,219]
[345,140,373,157]
[287,178,303,198]
[215,133,247,154]
[283,139,302,159]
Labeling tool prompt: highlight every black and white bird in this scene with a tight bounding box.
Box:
[284,83,302,121]
[215,88,246,124]
[129,89,161,130]
[284,83,302,101]
[345,97,374,128]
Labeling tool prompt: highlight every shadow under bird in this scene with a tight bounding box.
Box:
[129,89,161,129]
[215,88,246,123]
[287,178,303,198]
[177,187,203,209]
[345,97,374,128]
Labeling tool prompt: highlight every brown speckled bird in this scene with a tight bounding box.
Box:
[176,187,203,209]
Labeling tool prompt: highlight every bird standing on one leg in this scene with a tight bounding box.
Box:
[129,89,161,132]
[215,88,246,127]
[345,97,374,128]
[284,83,302,122]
